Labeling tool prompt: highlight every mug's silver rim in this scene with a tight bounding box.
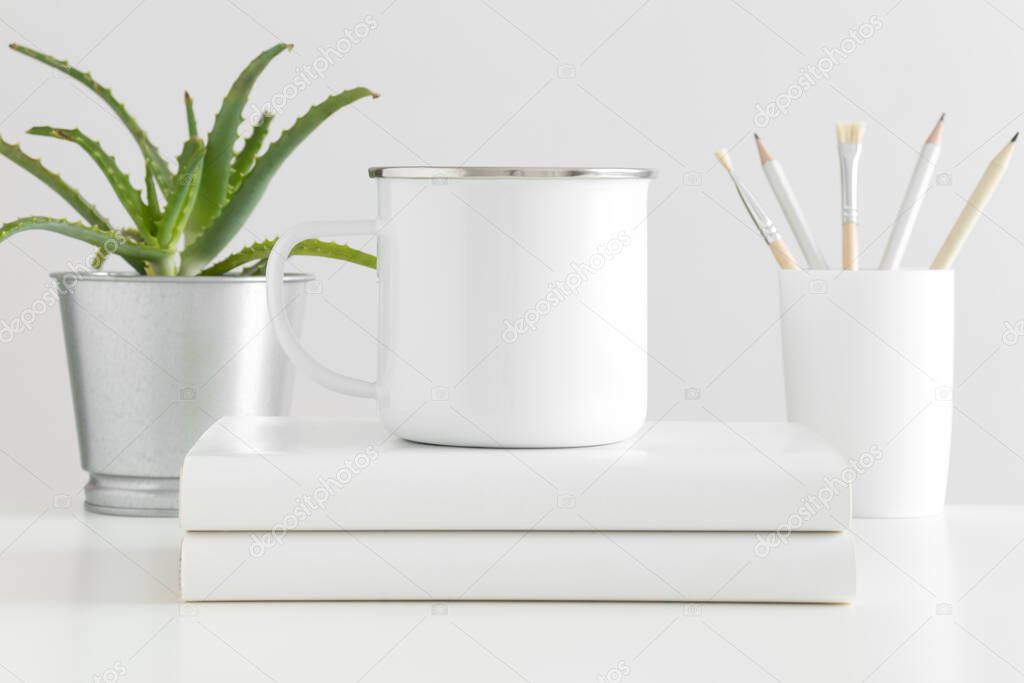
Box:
[368,166,655,179]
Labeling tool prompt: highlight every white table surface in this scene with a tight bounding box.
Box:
[0,505,1022,682]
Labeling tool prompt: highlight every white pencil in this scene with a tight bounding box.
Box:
[879,114,944,269]
[931,132,1018,269]
[755,134,828,270]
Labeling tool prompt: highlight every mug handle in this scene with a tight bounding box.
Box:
[267,219,379,398]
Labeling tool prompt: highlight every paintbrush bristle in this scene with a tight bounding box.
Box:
[836,121,866,145]
[714,148,733,173]
[848,121,866,143]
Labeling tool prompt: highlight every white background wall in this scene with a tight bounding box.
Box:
[1,0,1023,509]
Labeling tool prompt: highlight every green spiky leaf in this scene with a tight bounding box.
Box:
[0,216,172,262]
[185,91,197,137]
[240,260,266,276]
[198,237,377,275]
[174,134,204,246]
[0,135,112,230]
[94,228,149,273]
[185,43,291,246]
[157,138,204,248]
[28,126,151,234]
[229,111,273,193]
[179,86,378,275]
[9,43,174,195]
[119,227,147,243]
[143,163,160,227]
[90,245,109,269]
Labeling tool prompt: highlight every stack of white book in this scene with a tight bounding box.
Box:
[178,418,856,602]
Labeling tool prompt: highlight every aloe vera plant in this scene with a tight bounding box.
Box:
[0,43,379,276]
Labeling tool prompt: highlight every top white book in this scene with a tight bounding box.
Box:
[179,418,852,532]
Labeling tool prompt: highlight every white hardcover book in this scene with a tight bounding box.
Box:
[179,418,852,532]
[180,530,855,603]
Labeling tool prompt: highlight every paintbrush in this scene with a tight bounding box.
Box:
[836,121,866,270]
[715,148,799,270]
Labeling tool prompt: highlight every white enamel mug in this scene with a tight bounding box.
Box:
[267,166,653,447]
[779,270,955,517]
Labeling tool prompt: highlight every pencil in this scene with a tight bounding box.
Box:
[931,132,1018,269]
[756,133,828,269]
[879,114,944,269]
[715,148,799,270]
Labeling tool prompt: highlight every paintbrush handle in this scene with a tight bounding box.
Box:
[843,222,858,270]
[770,239,800,270]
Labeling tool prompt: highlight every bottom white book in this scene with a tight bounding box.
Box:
[181,531,855,603]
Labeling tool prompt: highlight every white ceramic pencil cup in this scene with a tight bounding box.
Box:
[778,270,955,518]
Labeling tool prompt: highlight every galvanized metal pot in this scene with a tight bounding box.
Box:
[53,272,313,517]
